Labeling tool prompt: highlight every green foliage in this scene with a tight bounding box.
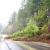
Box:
[41,23,48,33]
[16,0,42,31]
[13,18,39,37]
[24,19,39,37]
[34,7,48,27]
[12,0,49,38]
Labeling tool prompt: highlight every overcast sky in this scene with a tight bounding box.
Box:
[0,0,22,27]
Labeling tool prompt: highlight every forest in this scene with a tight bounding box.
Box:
[5,0,50,42]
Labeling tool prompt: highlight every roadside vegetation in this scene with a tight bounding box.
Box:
[5,0,50,43]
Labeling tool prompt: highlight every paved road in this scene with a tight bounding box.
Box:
[23,42,50,50]
[0,40,50,50]
[0,40,27,50]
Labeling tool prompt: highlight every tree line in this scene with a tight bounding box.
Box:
[3,0,50,39]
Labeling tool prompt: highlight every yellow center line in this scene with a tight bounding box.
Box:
[16,41,37,50]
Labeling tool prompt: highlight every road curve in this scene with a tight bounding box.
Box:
[0,40,50,50]
[0,40,27,50]
[22,41,50,50]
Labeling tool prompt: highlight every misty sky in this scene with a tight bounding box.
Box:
[0,0,22,26]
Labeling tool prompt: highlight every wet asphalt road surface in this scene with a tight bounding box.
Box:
[0,40,27,50]
[0,40,50,50]
[24,42,50,50]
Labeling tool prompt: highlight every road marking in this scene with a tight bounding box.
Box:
[17,41,37,50]
[4,41,12,50]
[20,44,36,50]
[32,42,50,47]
